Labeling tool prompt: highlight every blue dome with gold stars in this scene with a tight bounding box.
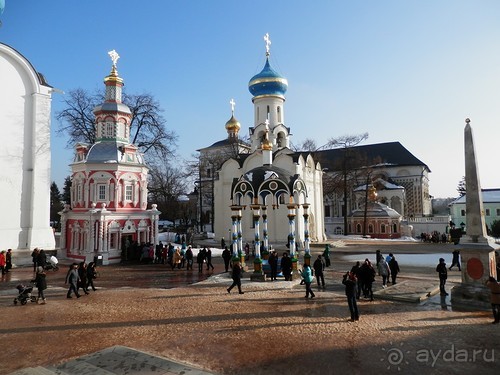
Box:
[248,58,288,98]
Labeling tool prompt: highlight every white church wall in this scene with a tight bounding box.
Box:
[0,43,55,252]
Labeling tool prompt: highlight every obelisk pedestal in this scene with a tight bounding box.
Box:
[451,119,499,309]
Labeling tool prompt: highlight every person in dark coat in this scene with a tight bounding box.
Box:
[227,261,244,294]
[78,261,90,295]
[342,271,359,321]
[37,249,47,270]
[222,246,231,272]
[206,248,214,270]
[313,255,325,288]
[31,248,39,272]
[281,252,292,281]
[436,258,448,295]
[388,254,400,285]
[185,246,194,270]
[359,259,376,301]
[34,266,47,304]
[196,250,204,273]
[65,263,81,298]
[86,262,97,291]
[323,244,331,267]
[5,249,12,272]
[449,250,461,271]
[268,251,279,281]
[350,261,362,299]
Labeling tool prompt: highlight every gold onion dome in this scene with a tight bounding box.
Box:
[225,114,241,131]
[104,65,123,84]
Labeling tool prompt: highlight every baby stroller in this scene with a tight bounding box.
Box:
[14,284,37,305]
[44,255,59,271]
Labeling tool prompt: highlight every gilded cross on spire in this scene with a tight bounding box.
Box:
[108,50,120,67]
[264,33,271,56]
[230,98,236,114]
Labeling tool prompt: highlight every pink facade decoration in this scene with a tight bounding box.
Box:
[59,51,160,265]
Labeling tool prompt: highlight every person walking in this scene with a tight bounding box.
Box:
[360,259,375,301]
[301,264,315,299]
[86,261,98,291]
[196,249,204,273]
[281,252,292,281]
[313,255,325,288]
[449,250,461,271]
[486,277,500,324]
[78,261,90,295]
[436,258,448,295]
[65,263,81,299]
[388,254,400,285]
[206,248,214,271]
[323,244,331,267]
[342,271,359,322]
[377,257,390,288]
[34,266,47,304]
[227,261,244,294]
[222,246,231,272]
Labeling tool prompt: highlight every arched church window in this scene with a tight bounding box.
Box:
[356,223,362,233]
[277,106,281,122]
[381,224,386,233]
[267,105,270,119]
[393,223,398,233]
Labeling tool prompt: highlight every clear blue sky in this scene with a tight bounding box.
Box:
[2,0,500,198]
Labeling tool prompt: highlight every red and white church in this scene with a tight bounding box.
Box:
[59,51,160,265]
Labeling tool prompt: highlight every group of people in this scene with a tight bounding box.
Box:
[341,251,400,322]
[64,261,98,299]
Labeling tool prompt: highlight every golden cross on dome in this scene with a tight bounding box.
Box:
[264,33,271,56]
[108,50,120,67]
[230,98,235,114]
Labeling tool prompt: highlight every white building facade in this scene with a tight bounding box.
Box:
[0,43,55,253]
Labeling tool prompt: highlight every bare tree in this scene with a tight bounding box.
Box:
[56,89,177,159]
[325,133,369,235]
[148,161,190,223]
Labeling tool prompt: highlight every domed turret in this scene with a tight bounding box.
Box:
[248,57,288,99]
[226,99,241,140]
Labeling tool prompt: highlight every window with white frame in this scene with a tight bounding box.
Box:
[461,209,466,216]
[77,184,82,202]
[486,208,491,216]
[97,184,106,201]
[497,208,500,216]
[125,185,133,201]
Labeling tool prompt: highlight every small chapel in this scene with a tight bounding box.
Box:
[59,51,160,265]
[203,35,326,259]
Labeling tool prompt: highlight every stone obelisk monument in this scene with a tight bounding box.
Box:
[451,118,499,308]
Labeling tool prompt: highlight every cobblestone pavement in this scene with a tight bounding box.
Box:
[1,242,499,375]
